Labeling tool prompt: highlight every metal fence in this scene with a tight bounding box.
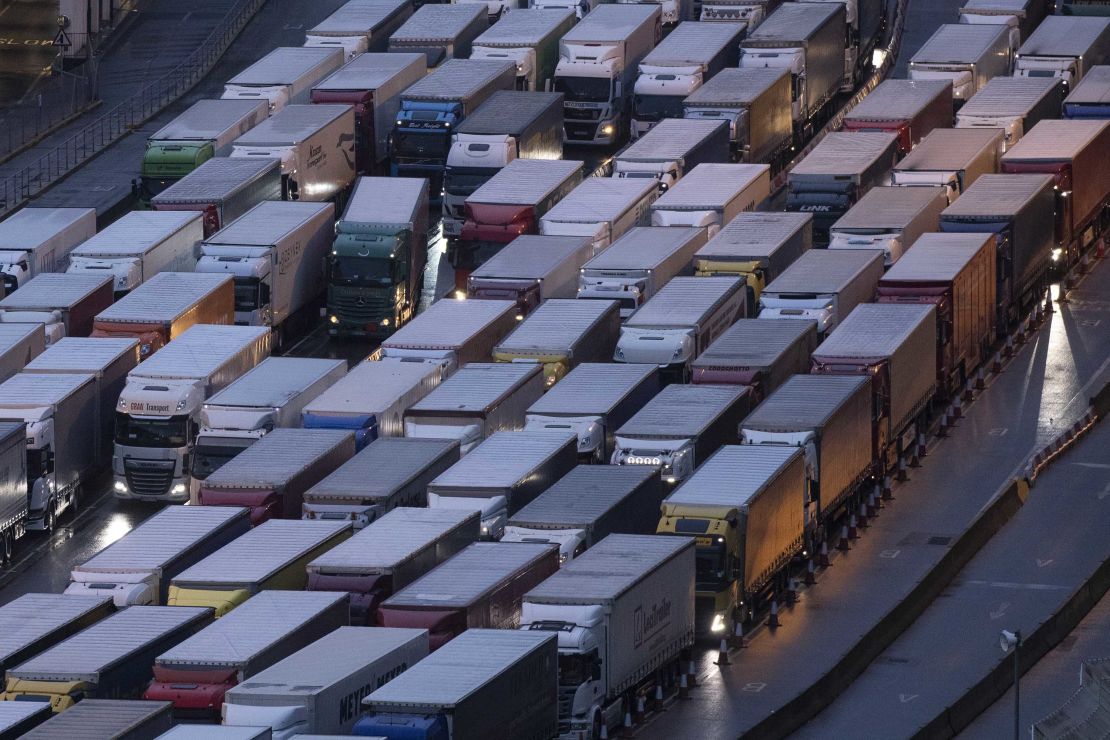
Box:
[0,68,97,160]
[0,0,267,218]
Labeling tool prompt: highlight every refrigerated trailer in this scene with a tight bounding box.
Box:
[150,156,283,238]
[758,247,884,336]
[0,594,114,672]
[65,506,251,607]
[1064,64,1110,118]
[493,299,621,386]
[611,118,729,189]
[223,47,345,113]
[690,317,817,398]
[0,321,44,387]
[470,9,576,92]
[20,700,173,736]
[540,177,659,255]
[466,234,593,318]
[842,79,954,154]
[890,127,1003,202]
[908,23,1013,103]
[0,423,25,564]
[649,162,770,234]
[958,0,1050,51]
[0,702,50,736]
[0,273,112,344]
[387,4,487,67]
[955,75,1064,150]
[828,185,947,266]
[682,67,792,165]
[0,207,95,296]
[1014,16,1110,89]
[304,0,414,59]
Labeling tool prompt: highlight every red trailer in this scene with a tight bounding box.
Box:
[843,79,954,154]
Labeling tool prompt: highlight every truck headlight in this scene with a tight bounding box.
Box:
[114,481,127,493]
[601,124,614,136]
[171,484,186,496]
[380,318,391,327]
[711,613,727,633]
[329,315,339,324]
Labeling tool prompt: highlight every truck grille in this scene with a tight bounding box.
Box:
[330,287,389,323]
[557,685,577,732]
[565,107,600,121]
[565,123,599,141]
[124,460,176,497]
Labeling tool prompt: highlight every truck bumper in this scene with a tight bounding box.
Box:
[113,474,189,503]
[564,119,617,146]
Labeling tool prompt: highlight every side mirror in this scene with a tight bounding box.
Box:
[591,662,602,681]
[614,80,622,98]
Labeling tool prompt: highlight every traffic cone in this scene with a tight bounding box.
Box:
[962,378,974,403]
[733,619,748,648]
[873,482,885,510]
[951,396,963,419]
[786,578,798,605]
[867,490,877,518]
[837,524,851,551]
[805,559,816,585]
[655,684,663,705]
[975,367,986,391]
[848,514,860,539]
[896,457,908,482]
[857,501,869,529]
[767,599,781,629]
[622,711,634,738]
[1003,335,1014,358]
[917,432,927,461]
[991,351,1003,374]
[686,660,697,688]
[818,540,830,566]
[634,695,645,724]
[715,639,731,666]
[678,672,690,699]
[882,475,893,500]
[937,409,949,437]
[1044,291,1054,315]
[600,722,610,739]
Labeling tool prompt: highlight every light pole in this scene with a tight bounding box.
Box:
[1000,629,1022,740]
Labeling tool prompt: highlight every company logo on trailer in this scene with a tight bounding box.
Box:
[633,597,673,648]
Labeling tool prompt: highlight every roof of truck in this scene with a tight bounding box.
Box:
[151,156,280,204]
[204,428,352,489]
[233,104,351,146]
[306,437,459,503]
[0,594,112,667]
[94,272,231,322]
[313,52,425,91]
[228,46,341,85]
[0,702,50,734]
[583,226,702,270]
[663,444,802,507]
[302,360,436,416]
[542,178,658,224]
[640,21,746,66]
[473,8,574,46]
[894,127,1003,171]
[763,248,883,295]
[844,79,951,122]
[0,371,94,407]
[383,297,516,350]
[1018,15,1110,57]
[790,132,898,177]
[527,362,657,416]
[309,0,410,34]
[206,200,332,246]
[470,234,590,279]
[616,119,727,162]
[813,303,936,358]
[494,299,617,355]
[409,363,541,414]
[342,175,427,224]
[149,99,268,141]
[880,232,995,282]
[695,211,811,259]
[456,91,563,135]
[21,700,171,739]
[959,0,1036,13]
[940,173,1054,217]
[172,520,350,586]
[742,374,871,431]
[156,591,347,668]
[831,186,945,231]
[508,466,658,529]
[399,58,514,100]
[71,210,200,257]
[911,23,1009,64]
[0,206,93,247]
[308,508,478,572]
[383,542,555,608]
[25,337,136,375]
[0,273,110,311]
[624,276,741,328]
[126,324,269,380]
[466,159,583,206]
[617,383,746,438]
[524,534,689,602]
[391,3,484,42]
[652,163,769,210]
[743,1,842,43]
[155,726,267,740]
[1066,65,1110,105]
[560,4,660,42]
[1000,118,1110,162]
[957,76,1061,117]
[682,67,788,106]
[692,318,817,369]
[204,357,345,409]
[429,430,575,488]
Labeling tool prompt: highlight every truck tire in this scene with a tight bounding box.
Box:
[43,503,55,535]
[592,710,603,740]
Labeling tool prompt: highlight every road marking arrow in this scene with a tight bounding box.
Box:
[899,694,918,703]
[989,602,1011,620]
[1099,483,1110,501]
[1036,559,1054,568]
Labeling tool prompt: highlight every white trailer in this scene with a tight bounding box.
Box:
[0,273,113,345]
[908,23,1013,102]
[223,627,430,738]
[404,363,545,453]
[611,118,730,189]
[682,67,793,164]
[387,4,488,65]
[223,47,345,113]
[1015,16,1110,89]
[0,207,96,295]
[890,127,1003,202]
[0,593,115,672]
[0,423,25,567]
[376,298,519,376]
[0,323,45,383]
[198,201,334,329]
[466,235,594,317]
[649,162,770,234]
[759,247,884,335]
[67,211,202,297]
[304,0,415,60]
[828,186,947,266]
[231,105,355,202]
[470,9,576,92]
[955,76,1065,149]
[540,177,659,255]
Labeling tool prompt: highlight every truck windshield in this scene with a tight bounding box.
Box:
[234,277,270,312]
[331,256,392,286]
[634,94,684,121]
[443,168,494,196]
[26,448,47,482]
[695,542,728,590]
[139,176,175,201]
[115,412,188,448]
[558,650,598,685]
[191,437,255,479]
[554,76,611,103]
[391,130,450,160]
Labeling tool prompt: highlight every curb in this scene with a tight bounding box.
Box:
[1025,381,1109,483]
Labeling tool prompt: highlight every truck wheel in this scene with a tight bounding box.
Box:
[591,711,603,740]
[43,504,55,535]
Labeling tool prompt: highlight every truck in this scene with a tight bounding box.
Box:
[539,177,659,254]
[301,361,441,448]
[1063,64,1110,119]
[842,79,954,155]
[785,131,899,243]
[427,430,577,538]
[649,162,770,235]
[465,234,593,317]
[356,629,557,739]
[0,422,25,565]
[67,211,202,299]
[199,429,356,524]
[326,177,428,339]
[387,4,488,66]
[740,2,845,136]
[0,594,114,672]
[222,47,345,114]
[740,374,874,542]
[192,357,347,487]
[611,383,749,486]
[809,0,884,90]
[617,0,692,27]
[890,127,1003,203]
[1060,0,1110,14]
[0,702,50,736]
[577,225,704,318]
[908,24,1013,104]
[223,626,430,738]
[690,317,817,398]
[1014,16,1110,89]
[89,271,234,357]
[502,466,663,561]
[614,275,744,381]
[939,173,1056,330]
[149,156,283,238]
[1000,119,1110,274]
[0,273,112,344]
[0,606,212,711]
[657,444,804,632]
[758,247,884,335]
[682,67,792,166]
[524,362,661,462]
[458,160,583,266]
[19,700,174,736]
[388,59,516,189]
[691,211,812,313]
[470,9,575,93]
[554,5,661,146]
[441,91,565,238]
[955,76,1064,151]
[112,324,272,502]
[404,363,545,452]
[167,519,351,617]
[611,118,730,189]
[811,303,938,465]
[311,53,426,174]
[230,105,356,203]
[198,201,333,333]
[140,99,270,203]
[0,372,97,532]
[306,507,478,621]
[145,591,349,720]
[0,207,95,296]
[375,297,519,377]
[302,438,460,527]
[958,0,1051,51]
[699,0,774,24]
[376,544,560,647]
[878,231,997,396]
[519,534,693,738]
[630,21,745,138]
[24,336,139,461]
[493,298,621,386]
[827,185,948,266]
[304,0,414,60]
[64,506,252,607]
